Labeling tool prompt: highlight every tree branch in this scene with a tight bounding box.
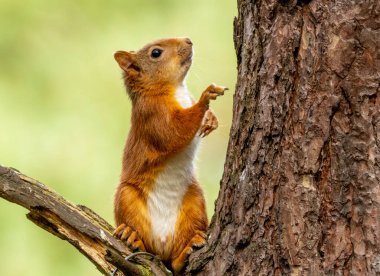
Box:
[0,165,171,276]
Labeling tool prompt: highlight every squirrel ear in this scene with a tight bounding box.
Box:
[114,51,140,72]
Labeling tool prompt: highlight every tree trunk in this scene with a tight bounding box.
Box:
[188,0,379,275]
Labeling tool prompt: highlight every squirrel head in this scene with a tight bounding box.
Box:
[114,37,193,99]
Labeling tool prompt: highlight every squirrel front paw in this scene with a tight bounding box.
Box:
[199,109,218,137]
[199,83,228,107]
[171,230,207,274]
[113,223,146,251]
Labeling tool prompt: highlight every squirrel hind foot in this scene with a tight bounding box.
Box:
[113,223,146,251]
[171,231,207,273]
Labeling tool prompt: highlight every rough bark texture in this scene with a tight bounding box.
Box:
[188,0,379,275]
[0,165,171,276]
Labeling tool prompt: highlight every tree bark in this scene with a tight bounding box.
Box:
[0,165,171,276]
[188,0,379,275]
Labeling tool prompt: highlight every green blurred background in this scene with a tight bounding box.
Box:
[0,0,236,275]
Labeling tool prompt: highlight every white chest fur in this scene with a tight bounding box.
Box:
[147,85,200,245]
[174,84,193,108]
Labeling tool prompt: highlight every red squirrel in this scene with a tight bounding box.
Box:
[113,37,227,273]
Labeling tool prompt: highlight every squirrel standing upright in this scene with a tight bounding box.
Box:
[113,37,227,273]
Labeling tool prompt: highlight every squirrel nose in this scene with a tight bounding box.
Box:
[184,38,193,45]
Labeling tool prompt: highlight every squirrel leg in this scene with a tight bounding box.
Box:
[171,230,207,274]
[114,223,146,251]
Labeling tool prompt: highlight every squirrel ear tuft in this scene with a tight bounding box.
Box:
[114,51,140,72]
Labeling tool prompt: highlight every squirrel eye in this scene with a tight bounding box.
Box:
[151,48,162,58]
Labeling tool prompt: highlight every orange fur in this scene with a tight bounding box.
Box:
[171,181,208,270]
[113,37,226,273]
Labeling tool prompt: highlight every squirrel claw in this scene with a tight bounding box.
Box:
[114,223,146,251]
[208,83,228,95]
[171,230,207,273]
[199,109,218,137]
[199,84,227,106]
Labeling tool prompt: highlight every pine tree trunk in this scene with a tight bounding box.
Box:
[187,0,379,275]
